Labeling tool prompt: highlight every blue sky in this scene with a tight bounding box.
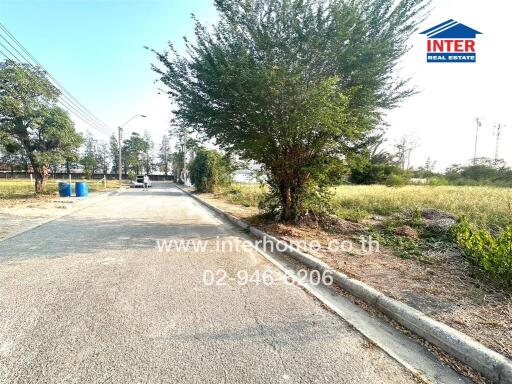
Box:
[1,0,217,141]
[1,0,511,169]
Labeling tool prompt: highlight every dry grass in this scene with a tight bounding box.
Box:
[332,185,512,230]
[214,183,267,207]
[215,183,512,230]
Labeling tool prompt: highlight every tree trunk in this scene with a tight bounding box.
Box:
[34,167,49,194]
[279,181,298,221]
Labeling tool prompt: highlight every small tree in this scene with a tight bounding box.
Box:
[96,141,110,175]
[158,134,171,177]
[0,60,83,192]
[170,126,200,183]
[172,150,184,183]
[143,130,154,174]
[189,148,232,192]
[109,134,119,174]
[152,0,429,220]
[80,132,99,178]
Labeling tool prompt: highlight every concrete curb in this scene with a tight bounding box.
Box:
[175,184,512,384]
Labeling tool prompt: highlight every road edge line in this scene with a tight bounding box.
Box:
[174,183,512,384]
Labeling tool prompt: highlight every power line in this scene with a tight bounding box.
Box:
[0,32,112,136]
[0,23,113,137]
[0,38,111,136]
[0,43,110,136]
[0,23,111,132]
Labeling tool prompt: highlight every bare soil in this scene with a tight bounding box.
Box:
[0,193,103,241]
[195,191,512,361]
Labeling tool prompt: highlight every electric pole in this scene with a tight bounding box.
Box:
[473,117,481,165]
[494,123,503,164]
[118,126,123,183]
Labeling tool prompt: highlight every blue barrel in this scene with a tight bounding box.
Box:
[58,182,72,197]
[75,182,89,197]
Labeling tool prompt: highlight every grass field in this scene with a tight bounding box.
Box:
[215,183,512,230]
[0,178,121,199]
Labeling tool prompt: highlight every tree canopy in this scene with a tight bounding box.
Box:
[152,0,429,220]
[0,60,83,192]
[122,132,150,176]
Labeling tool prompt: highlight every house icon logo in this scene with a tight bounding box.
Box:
[420,20,482,63]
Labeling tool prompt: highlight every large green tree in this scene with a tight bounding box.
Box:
[152,0,429,220]
[0,60,83,192]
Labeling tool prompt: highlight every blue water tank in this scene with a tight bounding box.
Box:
[75,182,89,197]
[58,182,72,197]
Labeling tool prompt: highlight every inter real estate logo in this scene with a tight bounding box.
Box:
[420,19,482,63]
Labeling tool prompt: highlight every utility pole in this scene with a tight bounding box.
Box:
[473,117,481,165]
[494,123,503,164]
[117,114,147,184]
[163,135,169,178]
[180,129,188,185]
[118,126,123,183]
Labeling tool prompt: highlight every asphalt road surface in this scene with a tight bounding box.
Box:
[0,182,417,383]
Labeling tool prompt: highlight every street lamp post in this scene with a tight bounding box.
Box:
[118,114,147,183]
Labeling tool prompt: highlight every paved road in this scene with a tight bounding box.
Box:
[0,183,416,383]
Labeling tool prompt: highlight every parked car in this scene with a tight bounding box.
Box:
[130,175,152,188]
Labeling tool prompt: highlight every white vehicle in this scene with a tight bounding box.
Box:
[130,174,152,188]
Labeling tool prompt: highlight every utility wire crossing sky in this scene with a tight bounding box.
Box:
[1,0,510,170]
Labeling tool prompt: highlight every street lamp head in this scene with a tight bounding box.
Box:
[140,114,147,118]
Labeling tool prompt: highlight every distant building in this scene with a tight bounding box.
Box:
[232,169,257,183]
[410,178,427,185]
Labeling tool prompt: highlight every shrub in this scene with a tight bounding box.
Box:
[189,148,232,193]
[427,177,449,186]
[385,174,408,187]
[451,219,512,288]
[349,163,402,185]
